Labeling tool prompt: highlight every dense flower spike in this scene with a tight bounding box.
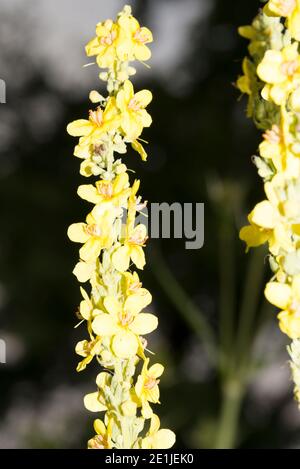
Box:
[67,5,175,448]
[238,3,300,407]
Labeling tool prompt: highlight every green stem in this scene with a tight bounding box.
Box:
[236,246,266,365]
[149,246,217,364]
[215,379,244,449]
[219,219,236,369]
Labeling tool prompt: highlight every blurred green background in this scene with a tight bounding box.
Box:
[0,0,299,449]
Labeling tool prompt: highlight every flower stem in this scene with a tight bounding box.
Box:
[215,379,244,449]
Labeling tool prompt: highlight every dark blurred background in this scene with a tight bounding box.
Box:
[0,0,299,449]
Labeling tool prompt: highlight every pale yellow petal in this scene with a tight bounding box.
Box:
[265,281,291,309]
[130,313,158,335]
[92,314,118,336]
[68,223,89,243]
[84,392,106,412]
[112,330,139,358]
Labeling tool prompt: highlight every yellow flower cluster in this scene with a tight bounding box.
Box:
[238,3,300,405]
[67,5,175,449]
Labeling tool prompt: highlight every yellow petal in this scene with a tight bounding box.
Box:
[123,80,134,102]
[73,261,94,283]
[112,245,131,272]
[257,50,285,84]
[84,392,106,412]
[80,238,102,262]
[134,43,151,61]
[151,429,176,449]
[142,400,153,419]
[92,314,118,336]
[291,87,300,111]
[89,90,104,103]
[78,184,99,204]
[130,313,158,335]
[250,200,277,229]
[278,310,300,339]
[265,281,291,309]
[85,36,101,56]
[239,225,269,251]
[288,7,300,41]
[94,419,106,436]
[132,140,148,161]
[149,363,164,378]
[68,223,89,243]
[112,330,139,358]
[134,90,153,108]
[131,245,146,269]
[140,109,152,127]
[67,119,92,137]
[292,275,300,301]
[103,296,121,316]
[124,290,152,315]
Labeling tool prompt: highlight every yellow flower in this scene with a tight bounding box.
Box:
[118,14,153,61]
[141,414,175,449]
[112,224,147,272]
[131,139,148,161]
[73,259,97,283]
[240,198,294,254]
[78,173,130,208]
[86,19,120,68]
[122,271,143,295]
[135,358,164,418]
[67,210,115,262]
[78,287,94,321]
[67,98,120,158]
[257,43,300,105]
[237,58,253,95]
[91,294,157,358]
[84,372,111,412]
[265,0,300,41]
[265,275,300,338]
[88,418,113,449]
[117,80,152,141]
[112,181,148,272]
[75,338,102,372]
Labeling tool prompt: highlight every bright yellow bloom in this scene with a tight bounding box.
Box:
[112,223,147,272]
[141,414,176,449]
[135,358,164,418]
[265,0,300,41]
[84,372,111,412]
[265,275,300,338]
[237,57,252,95]
[68,5,174,448]
[78,173,130,209]
[67,98,120,158]
[118,14,153,61]
[91,294,157,358]
[73,259,97,283]
[117,80,152,141]
[240,199,292,254]
[112,180,148,272]
[88,418,114,449]
[86,19,120,68]
[257,43,300,105]
[75,338,102,372]
[68,210,115,262]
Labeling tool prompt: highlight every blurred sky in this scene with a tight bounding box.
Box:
[1,0,211,95]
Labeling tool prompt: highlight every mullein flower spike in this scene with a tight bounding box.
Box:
[67,5,175,449]
[238,1,300,407]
